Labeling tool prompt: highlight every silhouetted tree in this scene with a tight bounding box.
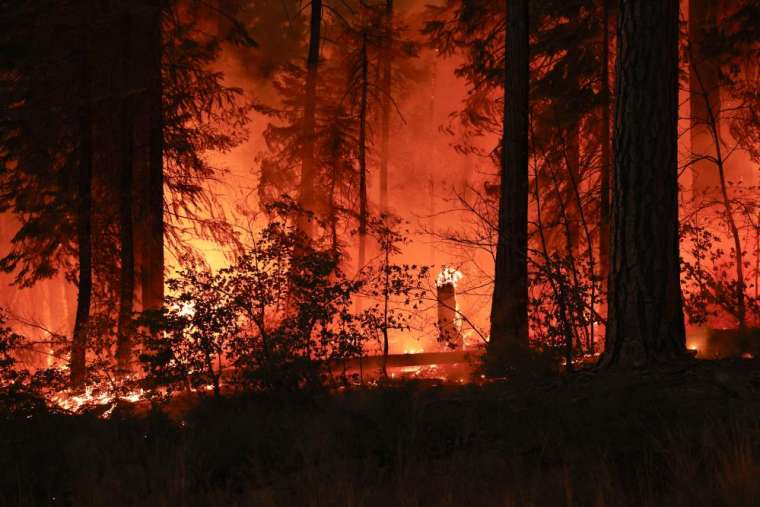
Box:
[143,0,164,311]
[682,0,759,331]
[116,7,136,375]
[358,27,369,271]
[297,0,322,236]
[378,0,393,213]
[599,0,686,367]
[426,0,608,357]
[70,2,94,389]
[0,0,252,387]
[488,0,529,369]
[598,0,613,293]
[689,0,722,198]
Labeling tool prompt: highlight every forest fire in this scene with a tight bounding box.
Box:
[435,267,463,289]
[436,266,464,349]
[51,384,145,418]
[0,0,759,504]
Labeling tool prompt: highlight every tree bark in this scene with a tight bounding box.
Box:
[116,8,135,375]
[378,0,393,213]
[297,0,322,236]
[488,0,530,367]
[599,0,686,368]
[71,4,93,389]
[142,0,164,310]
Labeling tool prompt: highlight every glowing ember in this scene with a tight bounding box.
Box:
[436,266,463,288]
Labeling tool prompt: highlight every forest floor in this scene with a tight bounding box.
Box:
[2,358,760,506]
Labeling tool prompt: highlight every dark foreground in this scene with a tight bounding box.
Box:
[2,359,760,506]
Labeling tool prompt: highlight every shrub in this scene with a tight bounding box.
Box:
[139,217,384,395]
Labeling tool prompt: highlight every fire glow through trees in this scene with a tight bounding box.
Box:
[0,0,758,405]
[1,2,760,505]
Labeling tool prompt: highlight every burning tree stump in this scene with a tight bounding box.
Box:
[436,267,464,350]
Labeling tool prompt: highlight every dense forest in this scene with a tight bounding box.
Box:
[0,0,758,505]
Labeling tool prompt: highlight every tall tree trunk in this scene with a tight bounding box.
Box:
[298,0,322,236]
[488,0,530,368]
[143,0,164,310]
[600,0,686,368]
[71,4,93,389]
[688,1,744,328]
[689,0,721,198]
[716,148,747,329]
[378,0,393,213]
[116,8,135,375]
[382,245,390,377]
[358,30,369,272]
[692,60,747,330]
[599,0,612,295]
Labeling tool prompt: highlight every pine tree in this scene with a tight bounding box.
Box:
[0,0,252,386]
[599,0,686,367]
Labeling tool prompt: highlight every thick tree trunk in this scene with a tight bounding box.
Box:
[378,0,393,213]
[689,0,721,198]
[116,9,135,375]
[71,6,93,389]
[599,0,686,368]
[143,0,164,310]
[488,0,530,367]
[298,0,322,236]
[358,30,369,272]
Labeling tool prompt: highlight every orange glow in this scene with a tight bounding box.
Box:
[0,0,757,385]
